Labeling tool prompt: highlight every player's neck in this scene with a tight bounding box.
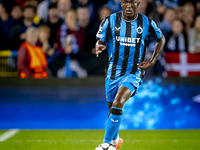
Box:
[123,13,138,22]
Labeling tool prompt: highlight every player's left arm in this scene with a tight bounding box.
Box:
[138,19,165,71]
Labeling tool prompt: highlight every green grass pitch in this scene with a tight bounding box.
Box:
[0,130,200,150]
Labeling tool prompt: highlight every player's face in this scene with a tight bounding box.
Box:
[121,0,139,18]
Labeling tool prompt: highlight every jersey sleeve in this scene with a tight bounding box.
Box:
[149,19,163,42]
[96,16,111,43]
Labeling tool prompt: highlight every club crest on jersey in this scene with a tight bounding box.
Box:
[137,26,143,34]
[115,27,121,31]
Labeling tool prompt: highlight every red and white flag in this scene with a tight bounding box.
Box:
[164,52,200,77]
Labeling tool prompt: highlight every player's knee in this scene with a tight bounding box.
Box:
[113,92,130,108]
[112,96,126,108]
[113,87,131,108]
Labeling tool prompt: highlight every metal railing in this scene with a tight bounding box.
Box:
[0,50,19,78]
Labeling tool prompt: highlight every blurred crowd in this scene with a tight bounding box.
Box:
[0,0,199,78]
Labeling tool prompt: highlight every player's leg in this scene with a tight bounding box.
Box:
[112,86,131,108]
[103,86,131,143]
[108,102,120,145]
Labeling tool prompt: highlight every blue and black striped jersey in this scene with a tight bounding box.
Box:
[96,12,163,80]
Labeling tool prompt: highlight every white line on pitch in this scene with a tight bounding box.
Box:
[0,129,20,142]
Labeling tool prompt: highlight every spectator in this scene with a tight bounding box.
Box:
[77,6,95,53]
[158,9,176,37]
[195,1,200,16]
[182,2,195,32]
[156,3,166,22]
[57,34,88,78]
[107,0,122,13]
[188,15,200,54]
[38,25,55,57]
[175,5,183,20]
[49,9,82,76]
[90,6,112,53]
[37,0,58,23]
[58,0,72,20]
[75,0,97,21]
[70,6,111,75]
[0,2,16,50]
[138,0,148,15]
[10,5,37,50]
[165,19,188,52]
[57,9,84,54]
[98,6,112,22]
[0,3,9,22]
[182,2,195,17]
[11,5,23,21]
[46,3,63,47]
[77,6,90,28]
[17,27,48,79]
[183,2,195,17]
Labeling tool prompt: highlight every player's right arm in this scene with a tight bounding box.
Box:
[95,40,106,57]
[95,16,111,57]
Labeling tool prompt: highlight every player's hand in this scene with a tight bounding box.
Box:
[95,42,106,57]
[137,61,154,71]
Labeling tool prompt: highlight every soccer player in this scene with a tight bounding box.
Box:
[95,0,165,149]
